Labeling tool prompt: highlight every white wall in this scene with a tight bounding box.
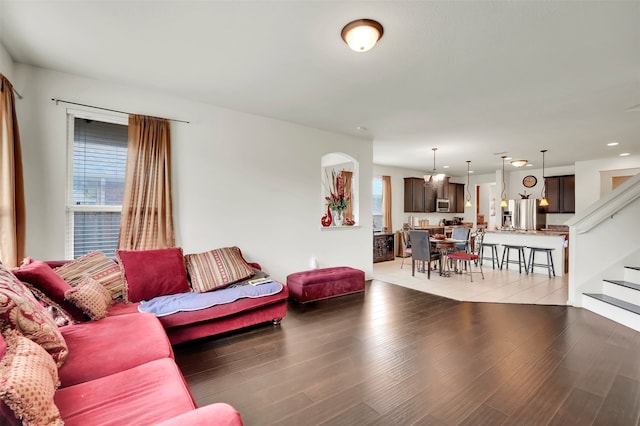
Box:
[13,64,374,281]
[0,42,15,81]
[575,156,640,213]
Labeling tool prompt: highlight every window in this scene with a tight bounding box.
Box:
[372,177,383,231]
[66,113,128,259]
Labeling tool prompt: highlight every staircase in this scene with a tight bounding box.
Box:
[583,266,640,332]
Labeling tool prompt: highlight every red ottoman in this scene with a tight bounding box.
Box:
[286,267,365,303]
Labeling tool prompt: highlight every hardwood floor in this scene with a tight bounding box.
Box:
[173,280,640,425]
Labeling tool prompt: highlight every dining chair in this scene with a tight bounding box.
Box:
[447,231,484,282]
[450,227,470,252]
[400,231,412,269]
[409,230,441,279]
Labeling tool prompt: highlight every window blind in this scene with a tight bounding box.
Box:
[68,118,127,258]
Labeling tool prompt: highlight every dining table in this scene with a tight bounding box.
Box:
[430,237,467,277]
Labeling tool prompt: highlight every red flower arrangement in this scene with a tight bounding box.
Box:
[325,169,350,213]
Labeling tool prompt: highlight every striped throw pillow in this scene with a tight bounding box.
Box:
[54,251,124,301]
[185,247,255,293]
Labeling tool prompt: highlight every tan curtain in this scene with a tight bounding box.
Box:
[382,175,392,231]
[118,114,175,250]
[342,170,353,219]
[0,75,26,267]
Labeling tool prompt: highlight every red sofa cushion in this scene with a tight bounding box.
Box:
[116,247,190,302]
[58,313,173,387]
[55,358,196,426]
[12,261,87,322]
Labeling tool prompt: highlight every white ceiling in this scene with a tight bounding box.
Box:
[1,0,639,176]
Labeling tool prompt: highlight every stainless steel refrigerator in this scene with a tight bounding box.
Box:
[507,199,546,230]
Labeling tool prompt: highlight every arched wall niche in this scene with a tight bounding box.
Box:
[321,152,359,226]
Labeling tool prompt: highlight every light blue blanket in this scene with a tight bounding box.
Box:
[138,281,284,317]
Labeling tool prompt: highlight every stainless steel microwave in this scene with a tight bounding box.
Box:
[436,198,450,212]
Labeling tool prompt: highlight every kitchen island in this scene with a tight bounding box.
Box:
[483,230,568,276]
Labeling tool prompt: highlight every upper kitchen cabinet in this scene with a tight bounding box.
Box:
[404,177,437,212]
[404,177,463,213]
[545,175,575,213]
[404,177,425,212]
[452,183,465,213]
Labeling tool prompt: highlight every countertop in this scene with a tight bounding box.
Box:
[486,229,568,236]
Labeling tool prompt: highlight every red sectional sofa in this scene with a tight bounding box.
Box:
[1,248,290,425]
[53,312,243,425]
[46,250,289,345]
[0,302,242,425]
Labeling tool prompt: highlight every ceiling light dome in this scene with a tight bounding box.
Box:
[341,19,383,52]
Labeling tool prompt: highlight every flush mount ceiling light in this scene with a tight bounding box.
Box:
[510,159,528,167]
[341,19,384,52]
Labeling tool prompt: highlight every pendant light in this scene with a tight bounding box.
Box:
[500,155,508,207]
[465,160,472,207]
[539,149,550,207]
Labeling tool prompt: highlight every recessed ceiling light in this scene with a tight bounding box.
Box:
[505,156,512,161]
[356,126,367,131]
[607,142,619,146]
[443,165,450,169]
[525,163,533,167]
[620,152,631,156]
[469,170,475,174]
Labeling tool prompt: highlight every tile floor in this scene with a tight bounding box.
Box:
[373,255,568,305]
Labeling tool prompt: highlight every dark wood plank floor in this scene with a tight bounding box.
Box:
[173,280,640,425]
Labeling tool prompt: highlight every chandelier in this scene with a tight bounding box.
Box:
[423,148,445,188]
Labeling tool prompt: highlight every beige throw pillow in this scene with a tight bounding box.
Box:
[64,276,113,321]
[185,246,255,293]
[0,329,64,426]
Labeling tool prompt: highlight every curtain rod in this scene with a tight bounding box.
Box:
[51,98,189,124]
[13,88,23,100]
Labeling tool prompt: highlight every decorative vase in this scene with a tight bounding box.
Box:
[321,205,332,227]
[332,210,344,227]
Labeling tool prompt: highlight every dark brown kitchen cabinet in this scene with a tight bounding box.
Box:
[453,183,465,213]
[405,177,463,213]
[545,175,575,213]
[404,177,425,212]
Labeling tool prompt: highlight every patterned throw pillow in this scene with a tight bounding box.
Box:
[64,276,113,321]
[54,251,124,301]
[0,329,63,426]
[184,246,256,293]
[0,265,68,367]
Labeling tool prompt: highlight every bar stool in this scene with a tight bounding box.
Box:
[500,244,528,274]
[480,242,500,269]
[527,247,556,277]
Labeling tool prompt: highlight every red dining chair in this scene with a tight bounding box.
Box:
[447,231,484,282]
